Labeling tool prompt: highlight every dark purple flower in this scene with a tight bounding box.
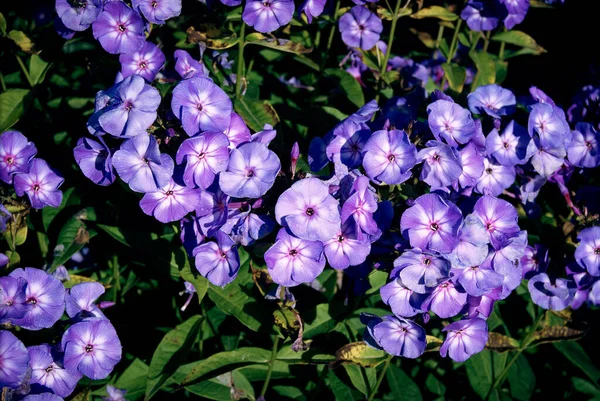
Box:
[427,100,476,147]
[62,319,122,380]
[400,193,462,254]
[264,228,326,287]
[424,280,468,318]
[223,112,251,149]
[299,0,326,23]
[196,186,229,237]
[28,344,82,397]
[171,77,233,135]
[528,273,576,310]
[589,280,600,306]
[65,282,107,320]
[120,42,166,81]
[219,142,280,198]
[140,179,201,223]
[460,1,506,31]
[0,276,28,322]
[475,156,515,196]
[568,84,600,130]
[14,159,64,209]
[362,129,416,185]
[0,252,8,267]
[521,244,549,279]
[193,231,240,287]
[372,316,426,358]
[567,123,600,168]
[575,226,600,277]
[174,50,208,79]
[380,278,426,317]
[275,177,341,242]
[468,84,516,118]
[242,0,294,33]
[326,120,371,169]
[473,195,520,243]
[92,2,145,55]
[339,6,383,50]
[112,134,174,193]
[228,210,275,246]
[392,249,450,294]
[0,130,38,184]
[485,121,531,166]
[488,230,527,274]
[132,0,181,24]
[500,0,529,29]
[440,318,488,362]
[55,0,102,31]
[528,103,571,149]
[418,141,463,191]
[73,137,116,186]
[0,330,30,389]
[176,132,230,189]
[324,222,371,270]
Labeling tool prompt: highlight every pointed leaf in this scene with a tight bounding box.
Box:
[507,354,535,401]
[410,6,458,21]
[207,284,270,332]
[387,364,423,401]
[0,89,32,132]
[554,341,600,384]
[491,31,546,54]
[332,342,388,368]
[246,33,312,54]
[324,68,365,108]
[470,51,496,90]
[234,97,279,132]
[442,63,467,93]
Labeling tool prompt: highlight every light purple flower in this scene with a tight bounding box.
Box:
[567,122,600,168]
[392,249,450,294]
[171,77,233,135]
[339,6,383,51]
[176,132,230,189]
[521,244,549,279]
[103,385,127,401]
[299,0,326,23]
[22,394,64,401]
[473,195,520,243]
[450,214,489,268]
[501,0,529,29]
[440,318,488,362]
[575,226,600,276]
[251,124,277,145]
[372,316,426,358]
[475,156,515,196]
[14,159,64,209]
[132,0,182,24]
[112,134,174,193]
[65,282,107,320]
[467,84,516,118]
[326,120,371,169]
[73,137,116,186]
[0,130,38,184]
[400,193,462,254]
[174,50,208,79]
[140,179,201,223]
[418,141,463,191]
[485,121,532,166]
[275,177,341,242]
[467,289,500,319]
[362,129,416,185]
[196,186,230,237]
[28,344,82,397]
[341,176,379,239]
[427,100,476,147]
[193,231,240,287]
[424,280,468,318]
[528,273,576,310]
[529,86,555,106]
[0,330,30,389]
[242,0,294,33]
[223,112,251,149]
[460,1,505,31]
[528,103,571,149]
[528,137,566,177]
[0,276,28,322]
[264,228,326,287]
[324,222,371,270]
[380,278,426,317]
[120,42,166,82]
[55,0,102,32]
[62,319,122,380]
[92,2,146,55]
[456,142,484,190]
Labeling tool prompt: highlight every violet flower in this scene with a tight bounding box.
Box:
[380,278,427,317]
[55,0,102,32]
[324,222,371,270]
[223,112,252,149]
[362,129,416,185]
[174,50,208,79]
[176,132,230,189]
[467,84,516,118]
[131,0,182,24]
[339,6,383,51]
[392,249,451,294]
[417,141,463,191]
[440,318,488,362]
[0,130,38,184]
[424,280,468,318]
[372,316,426,359]
[460,0,506,31]
[528,103,571,150]
[485,121,532,166]
[65,282,107,320]
[0,330,30,389]
[140,179,201,223]
[326,119,371,169]
[427,99,476,147]
[242,0,295,33]
[528,273,576,310]
[567,122,600,168]
[0,276,28,323]
[473,195,520,243]
[14,159,64,209]
[575,226,600,277]
[475,156,515,196]
[73,137,116,186]
[92,2,146,55]
[28,344,82,397]
[120,42,166,82]
[193,231,240,287]
[299,0,326,23]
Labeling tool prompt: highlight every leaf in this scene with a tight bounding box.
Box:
[442,63,467,93]
[71,388,91,401]
[470,51,496,90]
[145,315,202,400]
[366,270,388,295]
[486,332,520,352]
[207,284,269,332]
[387,364,423,401]
[0,12,6,34]
[175,247,208,304]
[245,33,312,54]
[303,303,344,339]
[8,30,37,53]
[425,373,446,396]
[114,359,149,401]
[425,335,444,352]
[324,68,365,108]
[331,342,388,368]
[186,26,239,50]
[0,89,32,132]
[51,213,96,269]
[571,377,600,396]
[29,55,51,86]
[465,350,507,399]
[530,325,587,346]
[343,364,375,396]
[179,347,271,387]
[276,341,335,364]
[327,370,364,401]
[234,97,279,132]
[554,341,600,384]
[41,187,75,232]
[507,354,535,401]
[186,371,255,401]
[411,6,458,21]
[491,31,546,54]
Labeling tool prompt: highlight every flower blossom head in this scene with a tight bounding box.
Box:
[55,0,102,32]
[417,141,463,190]
[0,130,38,184]
[340,176,379,238]
[174,50,208,79]
[14,159,64,209]
[171,77,233,135]
[521,244,549,279]
[103,385,128,401]
[242,0,295,33]
[193,231,240,287]
[73,137,116,186]
[299,0,326,23]
[176,132,230,189]
[440,318,488,362]
[223,112,251,149]
[0,276,28,323]
[575,226,600,276]
[0,330,30,389]
[23,394,64,401]
[371,316,426,359]
[456,142,484,191]
[528,103,571,149]
[427,100,476,147]
[467,84,516,118]
[339,6,383,51]
[324,222,371,270]
[28,344,82,397]
[460,0,506,32]
[62,319,122,380]
[486,121,532,166]
[219,142,280,199]
[475,156,515,196]
[65,282,107,320]
[140,179,201,223]
[567,122,600,168]
[528,273,576,310]
[120,42,166,82]
[196,186,230,237]
[500,0,529,29]
[326,120,371,169]
[528,137,566,177]
[425,280,468,318]
[264,228,326,287]
[473,195,520,243]
[92,2,146,55]
[392,249,451,294]
[362,129,417,185]
[131,0,182,24]
[275,177,341,242]
[380,278,427,317]
[112,134,174,193]
[451,214,489,268]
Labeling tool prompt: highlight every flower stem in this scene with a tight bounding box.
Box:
[15,54,34,88]
[260,335,281,397]
[320,0,342,72]
[235,22,246,98]
[367,354,393,401]
[440,18,463,91]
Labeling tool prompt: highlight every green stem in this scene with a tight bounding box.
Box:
[483,30,491,53]
[235,22,246,98]
[112,254,120,303]
[0,73,6,92]
[260,335,281,397]
[435,24,445,50]
[375,0,405,102]
[440,18,463,90]
[15,54,34,88]
[367,355,393,401]
[320,0,342,71]
[498,27,507,60]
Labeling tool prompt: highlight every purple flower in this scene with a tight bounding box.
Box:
[0,130,38,184]
[456,142,484,191]
[460,1,506,32]
[326,120,371,169]
[223,112,251,149]
[73,137,116,186]
[140,179,201,223]
[440,318,488,362]
[475,156,515,196]
[176,132,230,189]
[65,282,107,320]
[473,195,520,243]
[171,77,233,135]
[92,2,145,55]
[324,222,371,270]
[14,159,64,209]
[0,330,30,389]
[28,344,82,397]
[467,289,500,319]
[23,394,64,401]
[89,74,161,138]
[424,280,468,318]
[9,268,65,330]
[362,129,416,185]
[485,121,532,166]
[528,103,571,149]
[380,278,426,317]
[528,138,565,178]
[567,123,600,168]
[521,244,549,279]
[453,260,504,297]
[0,276,28,322]
[341,176,379,239]
[427,100,476,147]
[488,230,527,275]
[228,210,275,246]
[62,319,122,380]
[275,177,341,242]
[589,280,600,306]
[339,6,383,51]
[372,316,426,358]
[529,86,555,106]
[112,134,174,193]
[400,193,462,254]
[528,273,576,310]
[392,249,450,294]
[131,0,181,24]
[299,0,326,23]
[55,0,102,32]
[120,42,166,82]
[467,84,516,118]
[196,186,229,237]
[193,231,240,287]
[103,385,127,401]
[174,50,208,79]
[575,226,600,276]
[451,214,489,268]
[418,141,463,191]
[219,142,280,198]
[500,0,529,29]
[242,0,294,33]
[264,228,326,287]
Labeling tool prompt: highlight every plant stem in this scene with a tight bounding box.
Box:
[112,254,120,303]
[0,73,6,92]
[367,355,393,401]
[483,30,491,53]
[235,22,246,98]
[15,54,34,88]
[375,0,407,102]
[320,0,342,71]
[440,18,463,90]
[260,335,281,397]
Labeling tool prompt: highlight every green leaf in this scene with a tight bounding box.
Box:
[0,89,33,132]
[324,68,365,108]
[343,365,375,396]
[71,388,91,401]
[571,377,600,396]
[29,55,51,86]
[175,247,208,303]
[470,51,496,90]
[276,342,335,364]
[8,30,36,53]
[245,33,312,54]
[327,370,364,401]
[554,341,600,384]
[332,342,388,368]
[387,364,423,401]
[145,315,202,400]
[207,284,269,332]
[303,303,344,339]
[187,26,239,50]
[507,354,535,401]
[179,347,271,387]
[465,350,507,399]
[186,371,255,401]
[442,63,467,93]
[0,12,7,34]
[410,6,458,21]
[425,373,446,396]
[51,211,96,269]
[41,187,76,232]
[114,359,149,401]
[366,270,388,295]
[491,31,546,54]
[234,97,279,132]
